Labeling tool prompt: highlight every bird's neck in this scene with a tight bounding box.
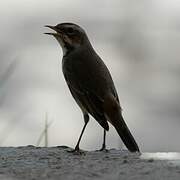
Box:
[62,42,75,57]
[63,37,94,58]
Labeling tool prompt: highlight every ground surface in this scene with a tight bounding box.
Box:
[0,146,179,180]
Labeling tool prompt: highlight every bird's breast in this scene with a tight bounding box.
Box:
[62,49,117,100]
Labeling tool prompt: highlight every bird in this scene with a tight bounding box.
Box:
[45,22,140,153]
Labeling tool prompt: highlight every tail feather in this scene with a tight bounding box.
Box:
[103,94,140,152]
[112,114,140,152]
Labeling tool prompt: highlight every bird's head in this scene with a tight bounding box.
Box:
[45,23,88,56]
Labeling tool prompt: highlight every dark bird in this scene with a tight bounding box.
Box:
[45,23,140,152]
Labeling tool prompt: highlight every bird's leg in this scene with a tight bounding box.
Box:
[74,114,89,151]
[99,129,108,152]
[68,113,89,153]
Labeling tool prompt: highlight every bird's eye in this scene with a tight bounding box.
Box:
[67,27,74,34]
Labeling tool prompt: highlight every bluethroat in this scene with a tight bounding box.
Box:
[45,23,140,152]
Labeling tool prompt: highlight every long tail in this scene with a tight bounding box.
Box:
[112,113,140,152]
[104,94,140,152]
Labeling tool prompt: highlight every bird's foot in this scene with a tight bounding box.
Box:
[67,147,86,155]
[96,145,109,152]
[97,148,109,152]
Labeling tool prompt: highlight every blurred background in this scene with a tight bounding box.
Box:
[0,0,180,152]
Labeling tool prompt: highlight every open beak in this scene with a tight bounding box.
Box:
[44,25,61,36]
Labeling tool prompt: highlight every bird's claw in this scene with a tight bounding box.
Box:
[96,145,109,152]
[67,148,86,155]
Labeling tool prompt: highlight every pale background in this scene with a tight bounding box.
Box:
[0,0,180,152]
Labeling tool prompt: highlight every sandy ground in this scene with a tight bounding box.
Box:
[0,146,180,180]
